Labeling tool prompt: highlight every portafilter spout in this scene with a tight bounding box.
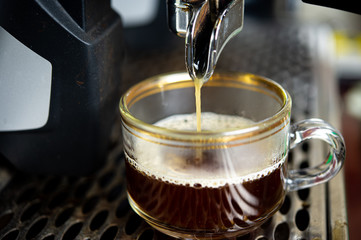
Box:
[167,0,244,83]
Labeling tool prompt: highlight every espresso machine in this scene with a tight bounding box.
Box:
[0,0,359,176]
[0,0,124,175]
[167,0,360,83]
[0,0,358,239]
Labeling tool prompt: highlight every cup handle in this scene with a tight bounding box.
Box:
[285,118,346,191]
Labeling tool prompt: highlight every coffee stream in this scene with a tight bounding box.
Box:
[194,77,203,164]
[194,78,203,133]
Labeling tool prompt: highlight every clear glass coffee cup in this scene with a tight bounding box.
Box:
[119,72,345,239]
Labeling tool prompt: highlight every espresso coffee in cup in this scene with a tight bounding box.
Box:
[126,112,286,235]
[120,72,345,239]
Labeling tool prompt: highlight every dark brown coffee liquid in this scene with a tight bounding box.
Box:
[125,156,286,234]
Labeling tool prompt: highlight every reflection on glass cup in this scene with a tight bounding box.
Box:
[119,72,345,239]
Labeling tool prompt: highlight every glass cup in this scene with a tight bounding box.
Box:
[119,72,345,239]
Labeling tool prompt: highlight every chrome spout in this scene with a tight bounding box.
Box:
[167,0,244,83]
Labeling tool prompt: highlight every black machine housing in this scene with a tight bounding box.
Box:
[0,0,124,175]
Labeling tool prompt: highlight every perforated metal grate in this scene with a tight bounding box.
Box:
[0,144,322,240]
[0,19,347,240]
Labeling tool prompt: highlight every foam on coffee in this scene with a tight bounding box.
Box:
[154,112,255,131]
[129,112,286,188]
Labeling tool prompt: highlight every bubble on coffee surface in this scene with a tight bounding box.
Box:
[154,112,255,131]
[130,112,286,188]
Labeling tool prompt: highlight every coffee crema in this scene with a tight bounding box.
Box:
[125,113,287,236]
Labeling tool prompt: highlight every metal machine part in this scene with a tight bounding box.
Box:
[302,0,361,14]
[167,0,361,84]
[167,0,244,82]
[0,26,52,132]
[0,0,124,175]
[0,20,348,239]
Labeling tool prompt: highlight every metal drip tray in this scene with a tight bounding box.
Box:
[0,20,347,239]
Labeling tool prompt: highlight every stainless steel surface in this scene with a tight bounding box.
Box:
[0,26,52,131]
[0,19,348,239]
[312,26,348,240]
[167,0,193,37]
[167,0,244,82]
